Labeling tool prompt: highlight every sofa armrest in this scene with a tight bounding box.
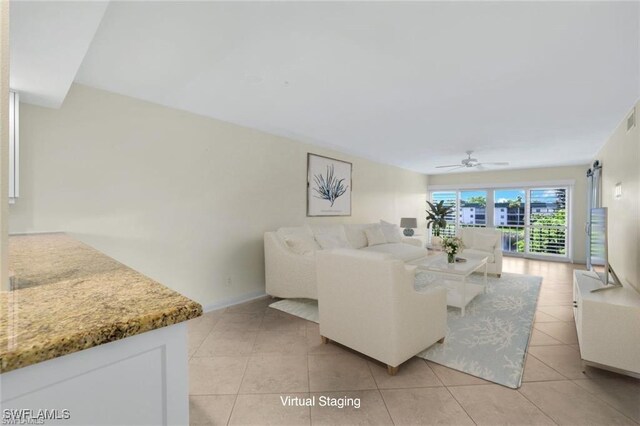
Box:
[264,232,318,298]
[393,266,447,362]
[493,244,503,273]
[401,237,423,247]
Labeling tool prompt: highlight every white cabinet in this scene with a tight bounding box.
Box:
[573,270,640,376]
[0,323,189,425]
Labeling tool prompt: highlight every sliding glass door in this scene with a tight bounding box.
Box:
[494,189,526,254]
[528,188,568,256]
[430,186,570,260]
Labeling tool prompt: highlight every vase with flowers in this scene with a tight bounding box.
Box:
[441,236,464,263]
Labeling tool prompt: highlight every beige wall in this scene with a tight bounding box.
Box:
[0,1,9,290]
[428,165,589,263]
[9,84,428,307]
[596,101,640,291]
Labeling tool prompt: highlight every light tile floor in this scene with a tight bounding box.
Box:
[187,258,640,425]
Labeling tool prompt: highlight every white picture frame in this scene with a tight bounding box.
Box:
[307,153,352,217]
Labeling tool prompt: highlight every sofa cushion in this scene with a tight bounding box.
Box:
[461,248,495,263]
[283,235,320,255]
[315,234,351,250]
[459,228,474,248]
[344,224,376,249]
[379,220,402,243]
[474,233,499,252]
[365,227,387,246]
[361,243,427,262]
[310,224,351,249]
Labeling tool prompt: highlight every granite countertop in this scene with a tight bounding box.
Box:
[0,233,202,373]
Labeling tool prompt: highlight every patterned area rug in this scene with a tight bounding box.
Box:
[269,271,541,389]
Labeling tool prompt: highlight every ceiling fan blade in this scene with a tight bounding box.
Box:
[444,165,465,172]
[435,164,463,168]
[478,162,509,166]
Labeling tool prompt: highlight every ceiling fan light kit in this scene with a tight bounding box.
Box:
[435,150,510,171]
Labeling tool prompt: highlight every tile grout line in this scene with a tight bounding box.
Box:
[224,307,266,426]
[422,359,446,387]
[376,388,396,426]
[188,313,223,360]
[523,350,573,382]
[225,356,251,426]
[443,384,478,425]
[530,326,564,343]
[568,379,640,425]
[514,385,560,425]
[536,309,574,322]
[365,359,396,425]
[517,380,640,426]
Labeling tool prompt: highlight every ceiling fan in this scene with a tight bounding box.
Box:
[435,150,509,171]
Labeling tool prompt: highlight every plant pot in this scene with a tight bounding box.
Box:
[431,236,442,250]
[447,253,456,264]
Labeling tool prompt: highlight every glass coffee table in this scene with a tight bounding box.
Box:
[409,253,488,316]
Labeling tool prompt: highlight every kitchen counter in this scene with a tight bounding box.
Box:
[0,233,202,373]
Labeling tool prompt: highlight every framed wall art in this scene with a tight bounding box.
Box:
[307,153,352,217]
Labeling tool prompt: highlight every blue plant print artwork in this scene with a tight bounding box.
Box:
[313,165,348,206]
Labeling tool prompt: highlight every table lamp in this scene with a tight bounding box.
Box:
[400,218,417,236]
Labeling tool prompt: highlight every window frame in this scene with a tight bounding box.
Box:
[429,182,573,261]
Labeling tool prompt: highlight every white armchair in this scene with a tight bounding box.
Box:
[316,249,447,375]
[458,227,503,277]
[264,231,317,299]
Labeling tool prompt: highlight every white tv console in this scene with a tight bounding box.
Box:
[573,270,640,377]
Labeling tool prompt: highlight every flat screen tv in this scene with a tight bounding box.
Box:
[589,207,622,292]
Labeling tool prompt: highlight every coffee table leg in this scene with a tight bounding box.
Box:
[461,277,466,317]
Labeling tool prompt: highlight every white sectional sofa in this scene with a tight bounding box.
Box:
[264,222,427,299]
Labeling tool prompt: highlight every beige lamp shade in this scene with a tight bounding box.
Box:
[400,218,417,228]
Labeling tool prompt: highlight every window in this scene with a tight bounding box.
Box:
[430,191,457,237]
[430,185,571,259]
[460,190,487,227]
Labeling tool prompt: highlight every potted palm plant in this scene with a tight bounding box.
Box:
[426,200,454,249]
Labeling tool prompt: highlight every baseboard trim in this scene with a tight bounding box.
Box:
[503,252,575,264]
[202,290,268,313]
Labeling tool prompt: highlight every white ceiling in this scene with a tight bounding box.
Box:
[13,1,640,173]
[10,1,108,108]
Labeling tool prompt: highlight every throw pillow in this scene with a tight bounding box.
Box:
[474,233,498,252]
[343,224,371,249]
[365,226,387,246]
[314,233,351,250]
[284,235,320,255]
[310,224,352,249]
[379,220,402,243]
